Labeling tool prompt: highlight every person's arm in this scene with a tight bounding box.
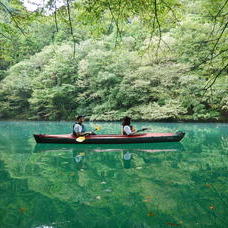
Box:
[130,125,137,133]
[74,124,94,136]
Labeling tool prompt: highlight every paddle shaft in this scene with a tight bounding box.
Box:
[76,127,100,142]
[135,127,152,133]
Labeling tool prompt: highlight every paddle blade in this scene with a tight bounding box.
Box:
[76,136,86,142]
[94,125,102,131]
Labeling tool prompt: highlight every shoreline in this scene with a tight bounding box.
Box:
[0,118,227,123]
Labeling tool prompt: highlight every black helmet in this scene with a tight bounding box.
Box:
[75,115,85,120]
[122,116,131,126]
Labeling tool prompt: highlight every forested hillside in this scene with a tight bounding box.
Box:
[0,0,227,121]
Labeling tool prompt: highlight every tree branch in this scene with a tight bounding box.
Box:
[54,0,59,32]
[191,48,228,71]
[191,20,228,71]
[107,0,122,47]
[210,20,228,59]
[160,0,179,22]
[209,0,228,38]
[154,0,162,57]
[204,62,228,90]
[214,0,228,19]
[51,0,59,42]
[66,0,76,57]
[0,32,12,40]
[0,1,26,36]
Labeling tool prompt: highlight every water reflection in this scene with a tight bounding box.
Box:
[33,142,185,172]
[123,151,132,169]
[0,121,228,228]
[33,142,185,154]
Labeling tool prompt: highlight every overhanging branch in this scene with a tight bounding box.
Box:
[66,0,76,57]
[204,62,228,90]
[0,1,26,36]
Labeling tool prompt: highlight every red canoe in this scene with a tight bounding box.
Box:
[34,131,185,144]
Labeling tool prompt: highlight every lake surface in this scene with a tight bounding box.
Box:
[0,121,227,228]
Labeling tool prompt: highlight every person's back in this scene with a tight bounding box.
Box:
[122,116,136,135]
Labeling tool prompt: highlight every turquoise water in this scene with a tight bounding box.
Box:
[0,121,227,228]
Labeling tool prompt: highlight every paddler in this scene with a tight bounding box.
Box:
[121,116,137,135]
[73,115,93,136]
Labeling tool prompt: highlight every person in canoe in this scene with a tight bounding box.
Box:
[122,116,137,135]
[73,115,94,136]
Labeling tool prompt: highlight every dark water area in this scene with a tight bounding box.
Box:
[0,121,227,228]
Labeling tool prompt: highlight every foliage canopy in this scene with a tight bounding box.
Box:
[0,0,227,121]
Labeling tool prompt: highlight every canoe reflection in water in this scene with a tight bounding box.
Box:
[33,142,184,153]
[33,142,185,169]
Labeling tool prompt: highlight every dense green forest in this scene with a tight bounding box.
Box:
[0,0,227,121]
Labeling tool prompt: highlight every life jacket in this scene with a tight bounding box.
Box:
[122,125,133,135]
[73,122,85,135]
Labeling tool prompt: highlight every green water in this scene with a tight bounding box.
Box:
[0,121,227,228]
